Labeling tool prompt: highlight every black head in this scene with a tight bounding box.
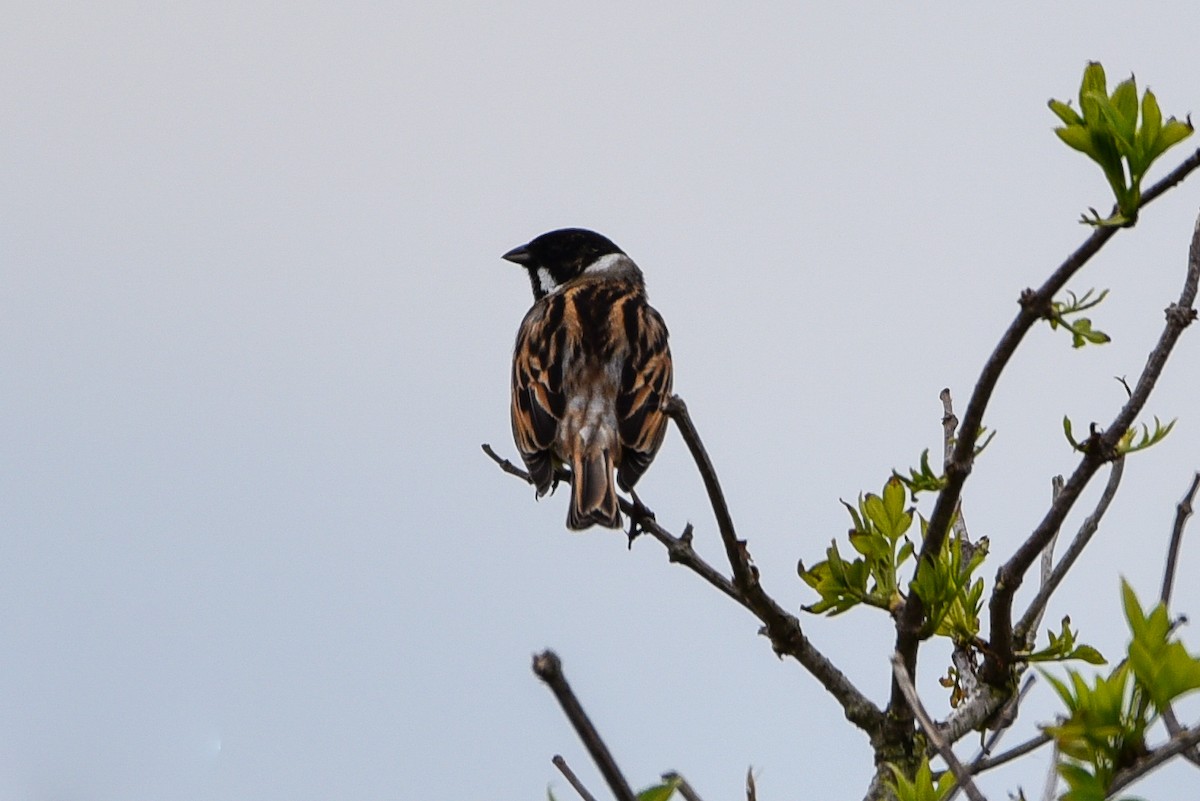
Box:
[502,228,626,300]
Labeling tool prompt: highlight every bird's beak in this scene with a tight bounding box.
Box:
[502,244,532,265]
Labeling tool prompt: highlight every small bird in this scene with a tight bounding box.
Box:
[503,228,673,530]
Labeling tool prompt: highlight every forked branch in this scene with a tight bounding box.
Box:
[986,211,1200,682]
[891,150,1200,718]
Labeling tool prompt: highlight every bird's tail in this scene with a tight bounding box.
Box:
[567,447,620,530]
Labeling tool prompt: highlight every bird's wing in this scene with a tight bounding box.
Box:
[616,299,673,491]
[511,297,568,494]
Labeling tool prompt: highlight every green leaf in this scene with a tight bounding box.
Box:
[877,476,912,541]
[886,758,953,801]
[1056,125,1098,157]
[1087,89,1137,158]
[1111,76,1139,146]
[1063,415,1082,450]
[1050,98,1084,126]
[1158,117,1195,152]
[1070,645,1107,665]
[1139,89,1163,155]
[1124,579,1200,710]
[1069,318,1111,348]
[637,778,679,801]
[1079,61,1107,122]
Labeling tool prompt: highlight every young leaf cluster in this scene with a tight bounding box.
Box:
[1046,288,1111,348]
[894,449,948,496]
[1050,61,1193,226]
[801,475,988,646]
[1043,581,1200,800]
[1023,616,1105,665]
[910,523,987,643]
[1116,416,1175,455]
[1063,415,1175,455]
[887,758,955,801]
[800,477,913,615]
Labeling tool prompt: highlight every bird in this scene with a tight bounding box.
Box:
[503,228,673,530]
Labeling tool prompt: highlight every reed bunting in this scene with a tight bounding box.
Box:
[503,228,673,529]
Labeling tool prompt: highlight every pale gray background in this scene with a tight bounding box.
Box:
[4,2,1200,799]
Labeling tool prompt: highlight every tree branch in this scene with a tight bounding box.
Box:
[889,150,1200,721]
[1160,471,1200,607]
[662,396,885,733]
[1158,470,1200,767]
[891,652,989,801]
[484,435,884,735]
[941,389,972,543]
[986,211,1200,683]
[481,443,741,604]
[967,732,1053,776]
[663,396,753,592]
[1013,459,1125,646]
[533,650,637,801]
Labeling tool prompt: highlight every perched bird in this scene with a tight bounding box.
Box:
[503,228,673,530]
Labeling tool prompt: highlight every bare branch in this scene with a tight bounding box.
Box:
[1040,740,1060,801]
[1158,471,1200,767]
[1014,460,1125,647]
[663,396,753,591]
[953,674,1039,769]
[485,437,884,734]
[891,652,989,801]
[482,442,741,603]
[660,398,886,733]
[938,684,1011,747]
[942,388,969,542]
[986,211,1200,684]
[1161,471,1200,607]
[1029,476,1065,650]
[890,150,1200,720]
[532,650,637,801]
[968,732,1053,776]
[554,755,600,801]
[482,442,537,480]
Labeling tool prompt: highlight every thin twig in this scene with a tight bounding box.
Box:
[889,149,1200,723]
[662,398,885,732]
[482,443,741,603]
[554,755,600,801]
[1027,477,1065,650]
[1159,471,1200,767]
[891,653,989,801]
[533,650,637,801]
[1161,471,1200,607]
[661,772,706,801]
[1040,740,1060,801]
[955,674,1039,771]
[663,396,753,592]
[968,732,1053,776]
[1013,460,1125,646]
[987,211,1200,684]
[941,389,969,542]
[485,440,884,734]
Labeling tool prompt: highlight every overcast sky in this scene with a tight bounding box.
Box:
[4,3,1200,800]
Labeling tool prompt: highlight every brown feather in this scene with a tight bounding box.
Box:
[509,239,672,530]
